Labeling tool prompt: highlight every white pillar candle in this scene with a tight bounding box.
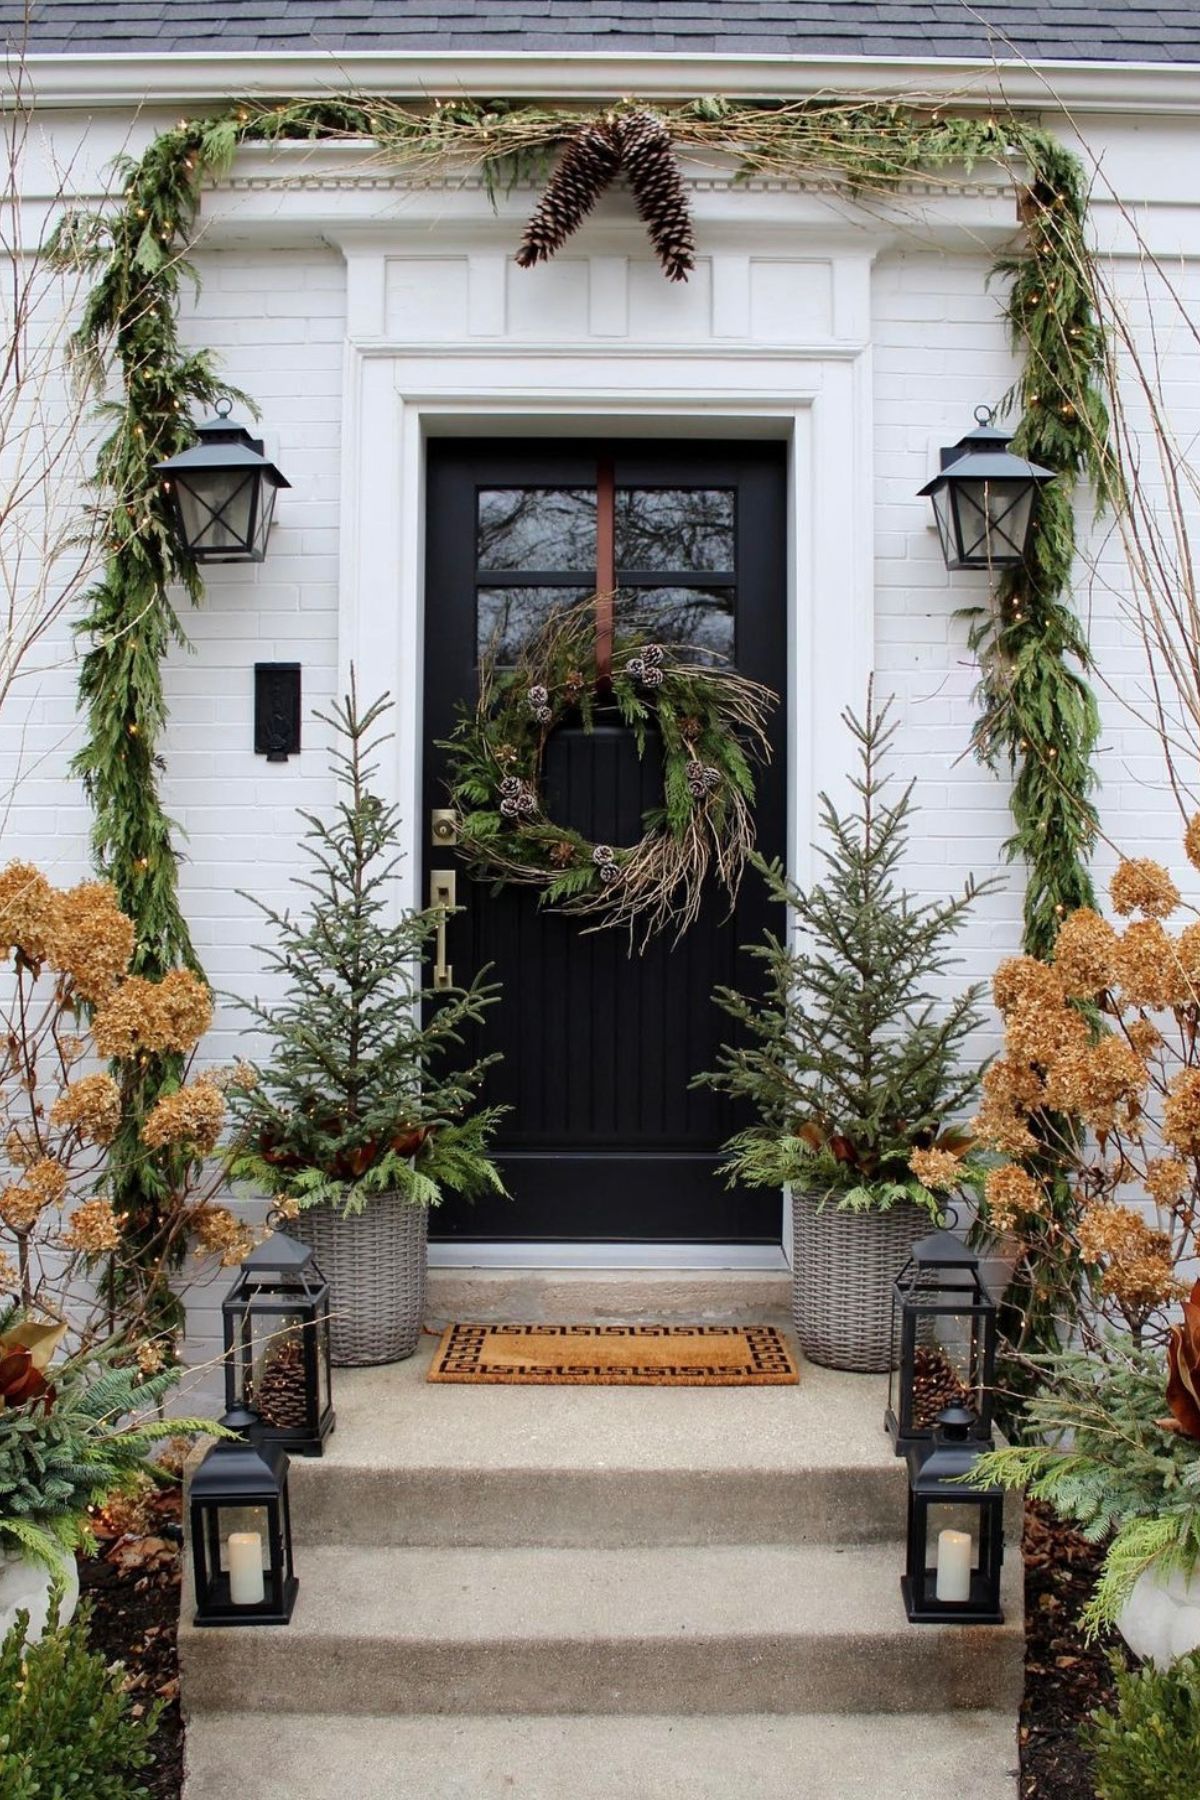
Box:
[227,1531,265,1606]
[935,1527,973,1604]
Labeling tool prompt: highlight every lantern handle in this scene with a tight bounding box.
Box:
[974,404,996,426]
[214,396,233,418]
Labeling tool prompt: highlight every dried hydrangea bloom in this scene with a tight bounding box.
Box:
[50,881,135,1001]
[154,968,214,1053]
[0,1249,17,1292]
[1146,1157,1191,1209]
[1005,990,1090,1070]
[1053,907,1119,997]
[970,1091,1040,1157]
[1115,919,1188,1010]
[271,1193,301,1221]
[1126,1017,1164,1059]
[983,1056,1046,1111]
[1110,858,1181,920]
[1186,814,1200,874]
[908,1147,963,1191]
[4,1126,39,1169]
[142,1079,225,1154]
[50,1072,123,1146]
[1174,922,1200,1003]
[192,1204,254,1266]
[92,976,169,1058]
[993,955,1067,1017]
[0,1155,69,1228]
[61,1197,123,1255]
[0,861,61,963]
[1041,1036,1147,1134]
[1077,1201,1183,1312]
[984,1163,1047,1233]
[1164,1068,1200,1158]
[135,1339,165,1376]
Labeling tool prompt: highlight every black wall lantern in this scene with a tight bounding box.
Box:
[903,1406,1005,1625]
[222,1232,334,1457]
[154,399,290,563]
[886,1228,998,1456]
[919,405,1054,570]
[189,1405,298,1626]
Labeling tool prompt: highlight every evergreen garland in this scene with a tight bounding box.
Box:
[51,94,1111,1315]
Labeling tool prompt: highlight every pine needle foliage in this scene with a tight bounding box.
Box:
[975,1338,1200,1634]
[697,695,996,1211]
[0,1328,209,1573]
[229,681,505,1217]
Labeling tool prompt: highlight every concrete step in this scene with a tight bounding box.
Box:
[185,1711,1019,1799]
[425,1267,791,1327]
[289,1340,908,1548]
[178,1541,1025,1718]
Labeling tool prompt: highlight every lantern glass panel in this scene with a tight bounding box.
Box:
[952,478,1035,566]
[887,1244,997,1452]
[241,1310,310,1432]
[252,482,279,559]
[174,469,257,557]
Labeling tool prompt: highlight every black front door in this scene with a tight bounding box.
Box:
[423,439,788,1243]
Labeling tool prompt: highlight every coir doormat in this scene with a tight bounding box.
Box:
[427,1322,799,1386]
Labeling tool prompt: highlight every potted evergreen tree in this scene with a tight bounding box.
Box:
[698,694,994,1372]
[230,681,504,1366]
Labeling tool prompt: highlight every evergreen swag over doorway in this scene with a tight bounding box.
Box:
[51,92,1110,1311]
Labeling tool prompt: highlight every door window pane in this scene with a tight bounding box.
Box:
[478,586,594,664]
[615,488,735,573]
[620,586,735,657]
[477,488,596,572]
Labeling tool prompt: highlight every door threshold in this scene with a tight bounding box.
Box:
[428,1241,789,1272]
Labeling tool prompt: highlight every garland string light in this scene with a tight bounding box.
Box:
[50,94,1111,1328]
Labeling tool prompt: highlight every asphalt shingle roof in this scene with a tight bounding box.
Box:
[3,1,1199,65]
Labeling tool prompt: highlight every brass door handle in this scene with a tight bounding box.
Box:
[430,869,457,990]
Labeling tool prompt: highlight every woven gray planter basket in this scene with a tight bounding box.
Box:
[292,1194,428,1368]
[791,1190,929,1374]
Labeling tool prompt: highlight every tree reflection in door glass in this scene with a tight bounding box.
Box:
[620,587,735,657]
[477,586,593,664]
[477,488,596,572]
[615,488,735,572]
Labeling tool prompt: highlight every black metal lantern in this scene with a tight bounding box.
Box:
[886,1228,998,1455]
[154,399,290,562]
[903,1406,1005,1625]
[222,1232,334,1457]
[189,1405,298,1626]
[919,405,1054,570]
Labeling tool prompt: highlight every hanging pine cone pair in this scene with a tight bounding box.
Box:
[516,112,695,283]
[686,759,721,800]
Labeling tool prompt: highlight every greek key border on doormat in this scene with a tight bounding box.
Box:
[426,1322,799,1385]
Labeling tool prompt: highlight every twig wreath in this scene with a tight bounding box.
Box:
[47,90,1112,1312]
[443,597,775,943]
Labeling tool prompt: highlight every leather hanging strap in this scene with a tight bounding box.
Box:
[595,457,615,691]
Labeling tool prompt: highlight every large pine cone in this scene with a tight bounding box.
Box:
[516,120,622,267]
[617,111,695,283]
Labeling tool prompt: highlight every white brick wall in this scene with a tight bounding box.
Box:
[5,115,1200,1408]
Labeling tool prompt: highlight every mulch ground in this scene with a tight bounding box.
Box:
[77,1483,185,1800]
[72,1486,1125,1800]
[1020,1497,1132,1800]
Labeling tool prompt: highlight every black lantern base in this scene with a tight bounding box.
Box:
[193,1572,299,1628]
[901,1573,1004,1627]
[255,1408,335,1458]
